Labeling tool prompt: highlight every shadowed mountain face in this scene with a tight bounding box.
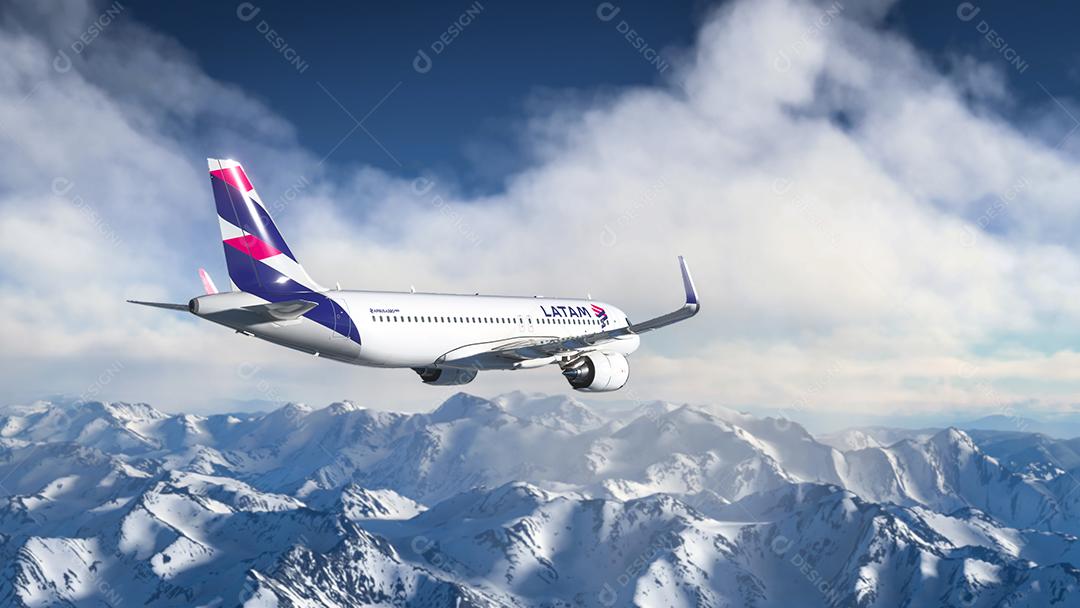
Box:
[2,392,1080,606]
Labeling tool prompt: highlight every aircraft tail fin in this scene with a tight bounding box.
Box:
[207,158,323,295]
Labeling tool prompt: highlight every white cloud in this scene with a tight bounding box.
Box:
[2,0,1080,418]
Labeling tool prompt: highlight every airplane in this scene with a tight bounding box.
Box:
[129,159,700,392]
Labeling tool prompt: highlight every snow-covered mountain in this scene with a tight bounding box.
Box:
[2,392,1079,606]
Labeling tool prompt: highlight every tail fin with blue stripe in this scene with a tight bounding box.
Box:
[208,158,323,294]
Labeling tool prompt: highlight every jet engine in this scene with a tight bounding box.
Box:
[562,352,630,392]
[413,366,478,386]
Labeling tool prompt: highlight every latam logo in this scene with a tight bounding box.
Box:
[540,304,609,327]
[540,305,593,318]
[591,304,609,326]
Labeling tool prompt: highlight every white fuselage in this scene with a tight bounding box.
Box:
[193,290,640,370]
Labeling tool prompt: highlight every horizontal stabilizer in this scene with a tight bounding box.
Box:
[243,299,318,321]
[127,300,189,311]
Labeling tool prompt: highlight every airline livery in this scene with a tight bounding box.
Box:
[130,159,700,391]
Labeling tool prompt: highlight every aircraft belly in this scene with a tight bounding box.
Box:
[350,327,445,368]
[246,317,362,362]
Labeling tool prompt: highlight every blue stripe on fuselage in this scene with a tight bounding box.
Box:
[223,247,360,345]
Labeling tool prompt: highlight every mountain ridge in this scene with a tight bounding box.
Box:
[3,392,1080,606]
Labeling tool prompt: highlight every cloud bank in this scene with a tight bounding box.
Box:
[2,0,1080,419]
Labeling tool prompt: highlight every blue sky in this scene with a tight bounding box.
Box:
[127,0,703,189]
[4,0,1080,423]
[122,0,1080,187]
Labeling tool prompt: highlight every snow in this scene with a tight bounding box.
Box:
[3,393,1080,606]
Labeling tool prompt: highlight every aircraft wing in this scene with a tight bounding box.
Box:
[486,256,700,363]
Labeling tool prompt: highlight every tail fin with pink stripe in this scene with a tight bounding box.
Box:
[208,158,323,295]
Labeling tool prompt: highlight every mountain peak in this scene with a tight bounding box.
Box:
[428,392,503,423]
[79,400,169,422]
[931,427,977,451]
[272,402,312,418]
[493,392,603,431]
[327,400,363,415]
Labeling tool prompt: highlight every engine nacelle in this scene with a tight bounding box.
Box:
[413,367,478,386]
[562,352,630,392]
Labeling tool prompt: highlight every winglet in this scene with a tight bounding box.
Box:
[678,255,698,307]
[616,256,700,335]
